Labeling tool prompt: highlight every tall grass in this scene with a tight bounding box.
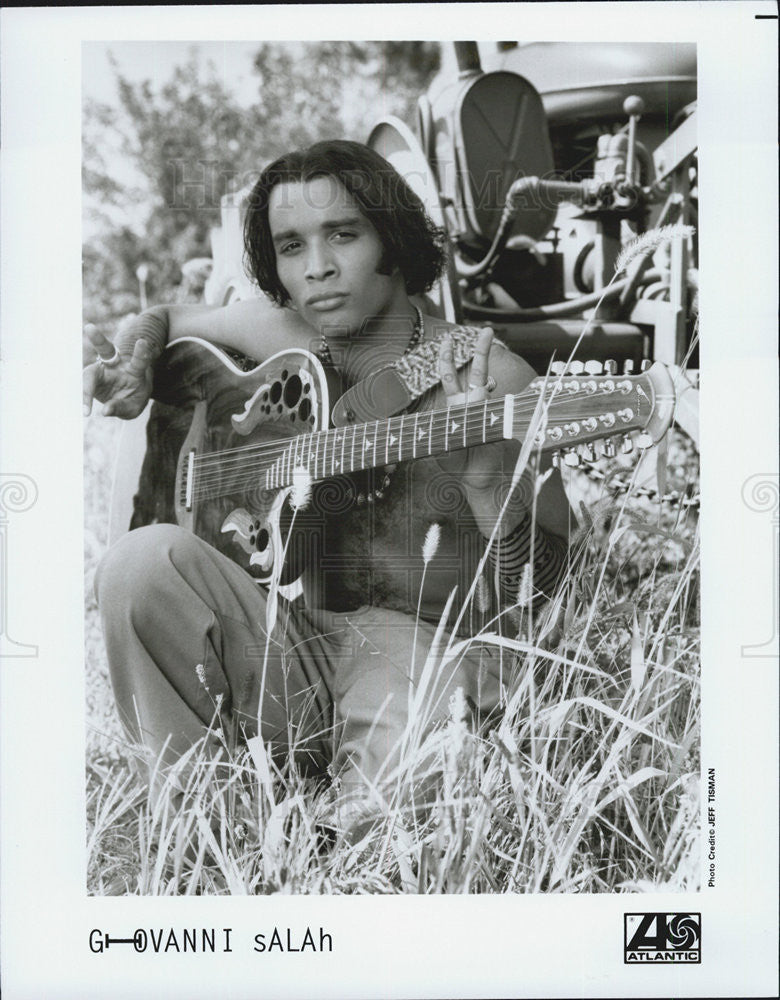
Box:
[86,425,700,895]
[86,226,699,894]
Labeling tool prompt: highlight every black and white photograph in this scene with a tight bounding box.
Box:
[81,36,702,897]
[1,4,777,998]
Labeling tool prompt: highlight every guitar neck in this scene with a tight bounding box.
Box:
[186,364,674,505]
[266,396,510,491]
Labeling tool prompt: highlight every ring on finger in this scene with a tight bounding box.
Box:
[98,344,121,368]
[468,376,497,392]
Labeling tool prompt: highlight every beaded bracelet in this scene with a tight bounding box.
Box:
[487,512,568,606]
[115,305,170,361]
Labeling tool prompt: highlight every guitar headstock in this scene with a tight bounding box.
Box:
[523,360,676,466]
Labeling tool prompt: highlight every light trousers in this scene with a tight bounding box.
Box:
[96,524,504,790]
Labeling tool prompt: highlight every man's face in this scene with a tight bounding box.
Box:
[268,175,404,336]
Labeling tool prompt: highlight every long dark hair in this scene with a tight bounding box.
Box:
[243,140,447,307]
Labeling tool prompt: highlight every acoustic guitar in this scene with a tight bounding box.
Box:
[137,337,675,587]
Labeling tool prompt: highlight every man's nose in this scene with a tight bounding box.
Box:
[304,241,337,281]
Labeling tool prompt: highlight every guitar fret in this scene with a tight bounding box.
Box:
[444,409,450,452]
[340,427,347,474]
[412,412,419,459]
[373,420,379,469]
[384,420,390,465]
[462,405,467,449]
[350,424,356,473]
[331,429,336,475]
[428,413,433,455]
[398,413,404,462]
[482,399,488,443]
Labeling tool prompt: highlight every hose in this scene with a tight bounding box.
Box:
[462,270,661,322]
[456,175,591,279]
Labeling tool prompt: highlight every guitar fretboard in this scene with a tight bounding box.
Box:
[264,397,509,490]
[181,365,668,508]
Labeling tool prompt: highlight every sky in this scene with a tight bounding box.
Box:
[82,40,264,107]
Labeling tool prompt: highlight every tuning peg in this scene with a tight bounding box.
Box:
[563,449,581,467]
[569,360,585,375]
[603,439,616,458]
[578,443,595,462]
[590,439,604,459]
[640,359,652,372]
[551,361,567,376]
[584,360,603,375]
[551,450,561,468]
[604,359,618,375]
[637,432,654,449]
[623,359,635,375]
[621,435,634,454]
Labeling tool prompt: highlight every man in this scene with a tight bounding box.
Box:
[84,141,571,820]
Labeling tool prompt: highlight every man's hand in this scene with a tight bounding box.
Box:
[438,327,522,534]
[82,323,155,419]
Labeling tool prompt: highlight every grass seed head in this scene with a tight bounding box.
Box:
[614,223,696,276]
[422,522,442,565]
[290,465,313,510]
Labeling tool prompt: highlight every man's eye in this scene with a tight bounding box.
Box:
[279,241,301,255]
[332,230,356,242]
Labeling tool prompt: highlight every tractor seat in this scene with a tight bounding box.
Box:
[444,71,556,247]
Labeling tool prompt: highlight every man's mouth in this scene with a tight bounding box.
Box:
[306,292,348,312]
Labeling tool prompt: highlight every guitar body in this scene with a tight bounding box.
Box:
[138,337,336,580]
[128,335,675,607]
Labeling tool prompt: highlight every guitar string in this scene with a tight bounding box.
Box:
[183,390,634,501]
[188,386,625,471]
[186,398,556,490]
[185,426,629,501]
[183,389,635,497]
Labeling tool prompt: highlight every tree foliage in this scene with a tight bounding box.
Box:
[83,42,440,324]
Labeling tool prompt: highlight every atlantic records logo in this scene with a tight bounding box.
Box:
[624,913,701,964]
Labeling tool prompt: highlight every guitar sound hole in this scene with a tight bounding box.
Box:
[270,381,282,403]
[299,398,311,421]
[256,528,269,551]
[283,374,302,407]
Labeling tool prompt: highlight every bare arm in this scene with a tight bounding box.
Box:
[438,328,573,605]
[164,297,316,358]
[83,297,315,418]
[438,331,572,540]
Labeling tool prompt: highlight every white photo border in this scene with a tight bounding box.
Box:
[1,4,777,998]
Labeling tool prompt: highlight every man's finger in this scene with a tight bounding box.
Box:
[126,338,152,377]
[85,323,117,361]
[82,363,99,416]
[438,333,459,395]
[468,327,493,388]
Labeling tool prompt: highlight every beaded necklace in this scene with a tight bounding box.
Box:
[317,305,425,505]
[316,305,424,367]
